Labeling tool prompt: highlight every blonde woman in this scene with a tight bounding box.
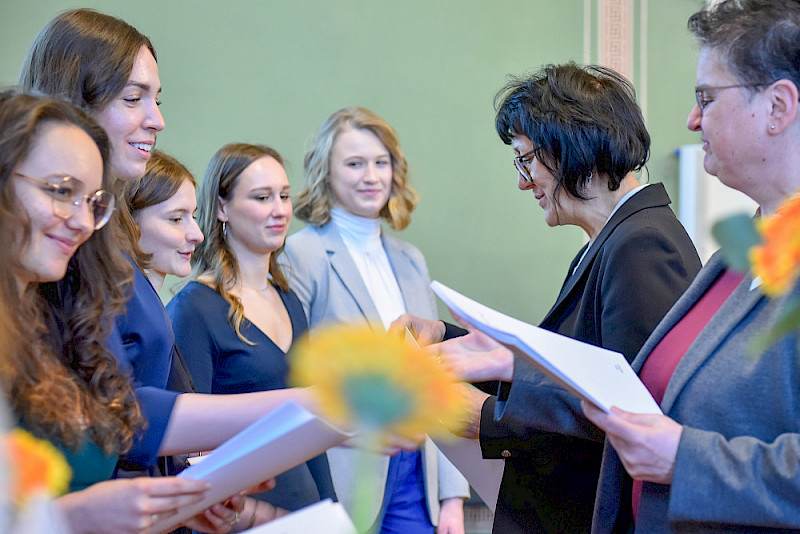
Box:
[283,107,469,534]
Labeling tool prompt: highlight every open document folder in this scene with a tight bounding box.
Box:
[153,401,353,533]
[242,499,356,534]
[430,281,662,415]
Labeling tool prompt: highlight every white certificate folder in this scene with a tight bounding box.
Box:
[154,401,353,533]
[430,281,662,415]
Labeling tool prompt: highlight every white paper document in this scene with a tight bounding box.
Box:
[432,436,503,512]
[430,281,662,415]
[242,499,356,534]
[154,402,353,533]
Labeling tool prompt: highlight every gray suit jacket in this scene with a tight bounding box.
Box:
[496,254,800,532]
[282,222,470,527]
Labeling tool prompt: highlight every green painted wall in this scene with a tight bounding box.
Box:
[0,0,703,323]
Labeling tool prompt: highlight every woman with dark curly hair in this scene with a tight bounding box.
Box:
[0,91,219,534]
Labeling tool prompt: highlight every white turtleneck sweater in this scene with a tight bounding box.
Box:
[330,206,406,330]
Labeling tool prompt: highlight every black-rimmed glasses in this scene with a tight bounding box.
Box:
[15,173,116,230]
[513,148,539,182]
[695,83,771,112]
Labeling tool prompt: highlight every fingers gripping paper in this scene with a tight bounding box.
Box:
[430,281,662,415]
[153,402,353,533]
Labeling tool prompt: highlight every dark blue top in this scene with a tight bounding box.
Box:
[112,263,180,467]
[167,281,336,510]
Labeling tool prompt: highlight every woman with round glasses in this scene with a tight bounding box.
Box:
[0,91,244,534]
[20,7,321,477]
[394,63,701,533]
[13,173,115,231]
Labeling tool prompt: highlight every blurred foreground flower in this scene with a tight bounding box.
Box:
[714,193,800,352]
[751,195,800,296]
[6,428,71,506]
[290,324,467,441]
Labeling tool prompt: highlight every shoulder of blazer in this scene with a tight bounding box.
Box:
[382,232,425,263]
[284,224,336,264]
[545,184,675,315]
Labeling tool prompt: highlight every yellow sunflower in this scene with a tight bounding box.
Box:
[290,324,466,441]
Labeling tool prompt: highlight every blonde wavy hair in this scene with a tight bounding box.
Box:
[293,107,418,230]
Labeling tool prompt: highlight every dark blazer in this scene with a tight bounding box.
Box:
[480,184,701,533]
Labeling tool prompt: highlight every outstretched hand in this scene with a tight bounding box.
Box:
[389,313,446,346]
[433,331,514,383]
[581,401,682,484]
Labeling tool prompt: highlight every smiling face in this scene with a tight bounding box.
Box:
[512,135,584,228]
[94,46,164,182]
[135,179,203,287]
[13,122,103,285]
[218,156,292,260]
[328,127,393,219]
[686,48,770,197]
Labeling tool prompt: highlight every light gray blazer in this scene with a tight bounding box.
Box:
[282,222,469,527]
[495,253,800,532]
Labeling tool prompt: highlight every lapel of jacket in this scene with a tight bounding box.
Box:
[318,223,383,329]
[659,259,764,412]
[382,234,430,319]
[542,183,671,323]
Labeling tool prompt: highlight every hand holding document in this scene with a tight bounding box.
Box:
[404,329,504,511]
[152,402,353,533]
[430,281,661,415]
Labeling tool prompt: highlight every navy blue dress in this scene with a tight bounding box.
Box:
[167,281,336,510]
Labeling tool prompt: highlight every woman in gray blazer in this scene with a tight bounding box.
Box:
[431,1,800,531]
[282,107,469,533]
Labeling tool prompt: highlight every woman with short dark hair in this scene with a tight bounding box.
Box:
[395,63,701,533]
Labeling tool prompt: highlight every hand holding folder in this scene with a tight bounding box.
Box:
[152,402,353,533]
[430,281,661,415]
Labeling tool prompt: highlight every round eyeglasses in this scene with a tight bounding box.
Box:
[15,172,116,230]
[513,148,538,182]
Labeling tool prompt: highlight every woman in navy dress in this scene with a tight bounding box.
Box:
[168,143,336,528]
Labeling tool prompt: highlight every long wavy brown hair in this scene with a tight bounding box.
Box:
[0,92,143,454]
[20,7,157,268]
[190,143,289,343]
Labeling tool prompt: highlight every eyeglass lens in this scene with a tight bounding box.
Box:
[17,173,115,230]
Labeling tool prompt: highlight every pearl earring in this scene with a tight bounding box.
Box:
[770,124,776,130]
